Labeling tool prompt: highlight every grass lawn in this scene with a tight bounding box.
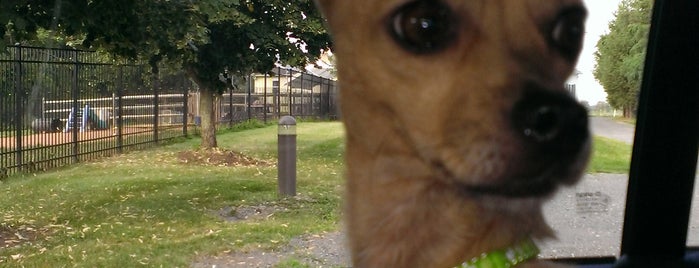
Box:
[588,136,632,173]
[613,117,637,125]
[0,122,345,267]
[0,121,630,267]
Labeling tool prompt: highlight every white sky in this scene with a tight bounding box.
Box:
[575,0,624,104]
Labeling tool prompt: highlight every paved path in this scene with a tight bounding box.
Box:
[540,117,632,258]
[539,117,699,258]
[589,117,635,144]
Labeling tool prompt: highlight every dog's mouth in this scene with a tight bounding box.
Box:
[431,87,591,199]
[431,146,587,199]
[457,142,590,198]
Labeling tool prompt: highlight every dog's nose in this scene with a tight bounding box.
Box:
[511,86,589,152]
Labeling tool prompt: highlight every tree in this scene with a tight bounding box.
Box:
[593,0,652,118]
[2,0,331,149]
[183,1,330,148]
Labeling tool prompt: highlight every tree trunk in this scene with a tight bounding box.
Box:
[199,88,218,149]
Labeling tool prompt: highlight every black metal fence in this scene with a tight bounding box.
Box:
[0,46,338,177]
[212,67,338,126]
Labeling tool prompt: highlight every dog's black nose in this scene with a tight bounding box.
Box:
[512,86,589,152]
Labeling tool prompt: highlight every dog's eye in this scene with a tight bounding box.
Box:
[550,7,587,60]
[389,0,457,54]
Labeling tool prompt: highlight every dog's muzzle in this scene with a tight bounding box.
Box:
[453,84,590,198]
[482,84,593,197]
[511,85,589,158]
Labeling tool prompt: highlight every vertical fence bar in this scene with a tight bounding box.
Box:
[326,80,332,119]
[263,73,268,123]
[153,74,159,143]
[116,66,124,153]
[312,76,316,117]
[71,50,79,163]
[112,92,116,151]
[288,69,293,116]
[228,86,233,128]
[276,67,281,117]
[319,79,325,118]
[321,77,325,118]
[183,77,189,137]
[300,72,305,117]
[14,46,23,171]
[246,77,252,121]
[1,52,5,175]
[1,51,5,174]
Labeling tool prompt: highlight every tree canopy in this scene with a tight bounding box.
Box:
[593,0,652,117]
[1,0,332,148]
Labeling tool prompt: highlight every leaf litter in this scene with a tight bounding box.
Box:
[177,148,273,167]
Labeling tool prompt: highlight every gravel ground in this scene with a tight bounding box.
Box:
[191,231,350,268]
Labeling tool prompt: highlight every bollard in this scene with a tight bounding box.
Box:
[278,116,297,196]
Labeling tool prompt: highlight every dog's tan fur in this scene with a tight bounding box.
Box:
[315,0,590,267]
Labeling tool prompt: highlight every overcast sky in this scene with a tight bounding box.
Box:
[575,0,624,104]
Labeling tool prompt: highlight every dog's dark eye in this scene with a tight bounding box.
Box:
[389,0,457,54]
[550,7,587,60]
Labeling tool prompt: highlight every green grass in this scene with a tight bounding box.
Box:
[588,136,632,173]
[0,122,344,267]
[613,117,637,125]
[0,122,631,267]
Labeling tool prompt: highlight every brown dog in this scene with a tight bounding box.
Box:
[315,0,590,267]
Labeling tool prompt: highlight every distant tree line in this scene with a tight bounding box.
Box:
[594,0,652,118]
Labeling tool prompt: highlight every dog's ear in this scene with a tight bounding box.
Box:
[313,0,336,24]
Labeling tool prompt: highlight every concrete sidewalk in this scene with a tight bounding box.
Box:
[539,117,699,258]
[590,117,635,144]
[540,173,627,258]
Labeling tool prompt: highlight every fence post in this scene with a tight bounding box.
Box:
[228,86,233,127]
[310,78,316,118]
[183,77,189,137]
[14,46,23,171]
[327,80,332,119]
[263,73,268,124]
[325,80,330,119]
[300,72,305,117]
[153,74,159,143]
[247,75,252,121]
[276,67,281,117]
[71,49,79,163]
[288,69,293,116]
[320,77,325,118]
[41,97,45,119]
[116,66,124,153]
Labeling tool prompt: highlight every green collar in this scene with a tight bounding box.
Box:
[457,238,540,268]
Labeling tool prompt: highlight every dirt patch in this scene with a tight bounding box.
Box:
[214,204,287,222]
[177,149,272,167]
[212,195,317,222]
[191,231,350,268]
[197,197,351,267]
[0,224,41,250]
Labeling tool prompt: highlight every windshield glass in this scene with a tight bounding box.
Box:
[691,170,699,248]
[537,0,643,258]
[5,0,699,266]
